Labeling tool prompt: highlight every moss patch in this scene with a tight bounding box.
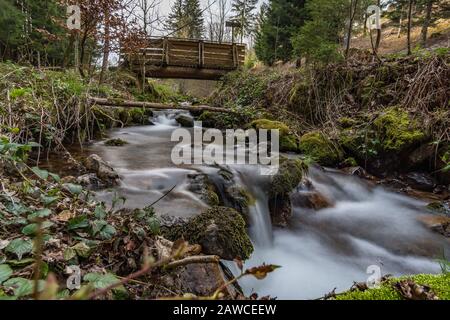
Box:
[299,131,343,166]
[373,107,426,152]
[105,138,128,147]
[336,274,450,300]
[250,119,299,153]
[162,207,254,260]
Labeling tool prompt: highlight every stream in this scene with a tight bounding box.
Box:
[58,110,450,300]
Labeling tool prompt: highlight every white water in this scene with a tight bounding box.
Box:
[87,111,449,300]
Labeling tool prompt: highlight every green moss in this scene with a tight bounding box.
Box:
[342,157,358,167]
[105,138,128,147]
[338,117,357,129]
[336,274,450,300]
[427,202,449,215]
[164,207,253,260]
[270,158,306,197]
[373,107,426,152]
[299,131,343,166]
[204,188,220,207]
[250,119,299,153]
[250,119,291,135]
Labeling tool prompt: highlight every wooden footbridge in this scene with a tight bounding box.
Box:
[124,37,246,80]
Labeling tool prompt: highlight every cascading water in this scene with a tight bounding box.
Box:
[237,166,448,299]
[81,110,448,300]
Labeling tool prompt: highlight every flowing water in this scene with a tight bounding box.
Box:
[63,111,449,299]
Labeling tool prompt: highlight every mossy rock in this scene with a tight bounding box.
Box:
[373,107,426,152]
[270,158,307,197]
[339,107,427,163]
[163,207,254,260]
[105,138,128,147]
[198,111,218,128]
[427,201,450,216]
[336,274,450,300]
[250,119,299,153]
[299,131,343,166]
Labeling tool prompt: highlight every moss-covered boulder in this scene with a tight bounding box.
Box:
[339,107,428,176]
[250,119,299,153]
[373,107,426,152]
[336,274,450,300]
[269,158,307,227]
[162,207,254,260]
[299,131,343,166]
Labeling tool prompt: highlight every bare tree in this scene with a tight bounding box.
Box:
[420,0,433,47]
[407,0,414,55]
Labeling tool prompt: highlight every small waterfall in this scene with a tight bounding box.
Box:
[152,110,180,127]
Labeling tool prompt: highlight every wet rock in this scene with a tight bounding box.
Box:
[104,138,128,147]
[407,144,436,169]
[207,166,252,219]
[176,114,194,128]
[83,154,119,187]
[341,166,368,178]
[269,159,307,227]
[147,237,242,298]
[187,173,220,206]
[291,190,334,210]
[427,201,450,216]
[76,173,107,190]
[402,172,436,192]
[418,215,450,238]
[162,206,254,260]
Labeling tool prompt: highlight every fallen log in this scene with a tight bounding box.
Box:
[89,97,233,113]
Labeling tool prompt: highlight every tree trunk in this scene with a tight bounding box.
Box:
[345,0,359,58]
[407,0,414,55]
[99,9,111,85]
[421,0,433,48]
[89,97,236,114]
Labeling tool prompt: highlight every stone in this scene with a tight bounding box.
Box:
[187,173,220,206]
[176,114,194,128]
[76,173,107,190]
[418,215,450,238]
[291,190,334,210]
[83,154,119,187]
[402,172,436,192]
[269,159,306,227]
[162,206,254,261]
[407,144,436,169]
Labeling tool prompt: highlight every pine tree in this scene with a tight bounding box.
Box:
[254,0,307,65]
[166,0,187,37]
[184,0,205,39]
[231,0,259,43]
[166,0,204,39]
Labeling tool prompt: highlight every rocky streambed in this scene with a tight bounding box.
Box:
[42,110,449,300]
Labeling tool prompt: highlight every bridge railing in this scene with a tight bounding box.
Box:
[125,37,246,71]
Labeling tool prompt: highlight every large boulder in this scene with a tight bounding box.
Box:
[269,159,307,227]
[339,107,428,177]
[162,206,254,261]
[83,154,119,187]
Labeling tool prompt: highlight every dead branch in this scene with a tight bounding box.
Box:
[165,255,220,269]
